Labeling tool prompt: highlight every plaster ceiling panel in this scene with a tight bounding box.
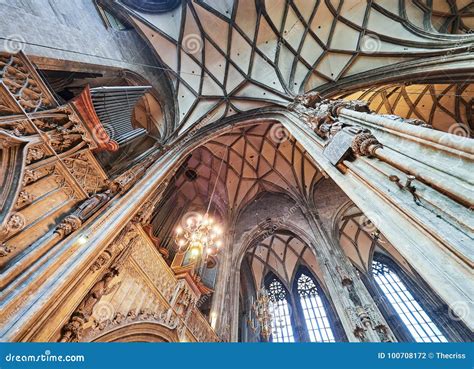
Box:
[235,0,258,39]
[204,40,227,85]
[182,6,203,62]
[265,0,286,30]
[232,135,245,156]
[331,21,360,51]
[294,61,309,92]
[302,248,317,272]
[304,72,327,92]
[180,51,202,93]
[293,0,318,23]
[234,81,287,103]
[277,45,295,89]
[201,72,224,96]
[404,4,426,31]
[373,0,399,14]
[228,149,243,173]
[261,139,277,164]
[277,236,289,257]
[256,17,279,60]
[177,83,197,122]
[300,35,324,66]
[184,99,222,128]
[202,0,234,19]
[344,55,412,77]
[226,169,239,206]
[309,1,334,46]
[194,3,229,52]
[340,0,367,27]
[139,5,182,41]
[282,7,305,50]
[316,52,353,80]
[285,248,298,280]
[133,19,178,71]
[367,8,427,42]
[339,234,359,266]
[252,258,265,287]
[230,29,253,75]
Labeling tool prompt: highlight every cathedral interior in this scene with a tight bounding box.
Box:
[0,0,473,343]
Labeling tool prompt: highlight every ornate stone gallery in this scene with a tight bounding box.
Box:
[0,0,472,343]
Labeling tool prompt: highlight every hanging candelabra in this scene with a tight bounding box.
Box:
[248,288,273,342]
[174,212,223,261]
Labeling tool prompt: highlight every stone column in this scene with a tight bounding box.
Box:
[304,207,395,342]
[282,94,473,330]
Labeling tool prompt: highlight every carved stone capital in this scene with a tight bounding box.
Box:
[351,131,383,157]
[54,215,82,238]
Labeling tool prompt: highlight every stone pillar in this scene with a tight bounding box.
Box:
[304,208,395,342]
[282,94,473,330]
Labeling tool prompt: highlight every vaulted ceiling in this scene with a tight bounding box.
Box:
[170,122,321,219]
[117,0,473,135]
[336,82,473,136]
[245,232,320,289]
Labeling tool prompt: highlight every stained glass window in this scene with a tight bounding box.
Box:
[267,278,295,342]
[372,260,448,343]
[297,273,335,342]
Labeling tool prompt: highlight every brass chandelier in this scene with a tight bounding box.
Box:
[175,212,223,260]
[248,288,273,342]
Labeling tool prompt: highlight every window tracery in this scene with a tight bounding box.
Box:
[296,274,335,343]
[372,260,447,343]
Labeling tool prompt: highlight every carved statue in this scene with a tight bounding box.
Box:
[76,268,120,318]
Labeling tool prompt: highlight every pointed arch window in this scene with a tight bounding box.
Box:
[296,273,335,342]
[267,278,295,342]
[372,260,447,343]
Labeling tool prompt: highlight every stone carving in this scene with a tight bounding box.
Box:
[22,166,55,186]
[63,153,107,195]
[89,225,138,273]
[26,146,46,164]
[54,215,82,238]
[15,190,35,208]
[351,130,383,157]
[288,92,382,160]
[54,188,117,239]
[0,243,12,257]
[0,52,56,113]
[60,268,120,342]
[0,213,26,241]
[346,304,393,342]
[131,201,155,225]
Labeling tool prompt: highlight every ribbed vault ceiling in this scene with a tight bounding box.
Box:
[171,122,322,218]
[245,232,320,289]
[119,0,473,135]
[337,82,473,135]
